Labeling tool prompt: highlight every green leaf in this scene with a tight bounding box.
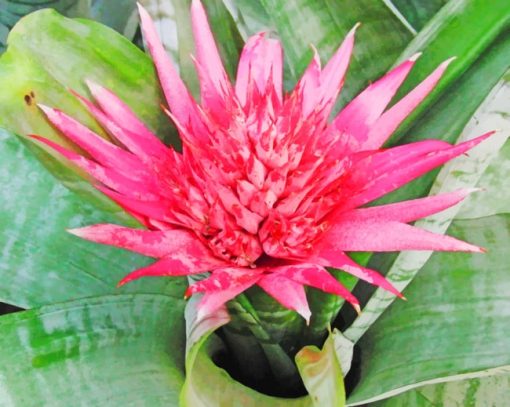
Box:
[0,129,185,309]
[455,78,510,220]
[346,215,510,405]
[0,8,177,187]
[390,0,447,32]
[89,0,138,36]
[372,373,510,407]
[295,330,346,407]
[0,0,140,55]
[222,0,272,38]
[388,0,510,145]
[0,294,186,406]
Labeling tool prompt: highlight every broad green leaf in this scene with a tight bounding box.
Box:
[0,294,186,406]
[89,0,137,36]
[222,0,272,38]
[0,0,88,53]
[344,77,510,344]
[252,0,413,99]
[0,9,182,309]
[0,9,177,186]
[456,76,510,219]
[389,0,510,144]
[0,129,185,309]
[0,0,140,55]
[346,215,510,404]
[372,373,510,407]
[390,0,447,31]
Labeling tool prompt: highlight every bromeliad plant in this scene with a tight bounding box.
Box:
[29,1,489,321]
[0,0,509,406]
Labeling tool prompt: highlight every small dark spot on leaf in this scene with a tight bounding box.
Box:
[24,94,32,105]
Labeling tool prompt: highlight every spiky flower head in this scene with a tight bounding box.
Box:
[33,0,489,322]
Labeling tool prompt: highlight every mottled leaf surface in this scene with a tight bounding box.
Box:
[0,294,186,406]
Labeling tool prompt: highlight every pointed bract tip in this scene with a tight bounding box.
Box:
[116,278,128,288]
[28,134,43,141]
[348,22,361,36]
[309,43,319,54]
[36,103,52,114]
[462,187,483,197]
[184,287,192,300]
[137,2,148,16]
[66,227,86,238]
[300,308,312,325]
[84,79,102,96]
[408,52,422,62]
[441,56,457,68]
[353,303,361,315]
[191,0,204,9]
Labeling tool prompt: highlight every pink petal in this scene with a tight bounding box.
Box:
[30,135,157,199]
[364,58,454,149]
[190,0,231,95]
[138,3,198,125]
[330,54,419,148]
[187,267,263,320]
[347,133,493,208]
[271,263,360,312]
[37,104,142,172]
[96,185,172,222]
[117,254,221,286]
[320,218,483,252]
[311,251,402,298]
[319,24,357,111]
[236,33,283,105]
[216,185,263,234]
[258,273,311,323]
[345,189,475,223]
[79,83,168,159]
[301,48,322,116]
[68,223,212,259]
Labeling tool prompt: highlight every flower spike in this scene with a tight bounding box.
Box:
[33,4,491,321]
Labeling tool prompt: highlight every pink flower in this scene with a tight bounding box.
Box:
[33,0,489,322]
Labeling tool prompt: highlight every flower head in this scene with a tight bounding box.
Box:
[33,0,489,322]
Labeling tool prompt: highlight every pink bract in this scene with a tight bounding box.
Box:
[33,0,489,322]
